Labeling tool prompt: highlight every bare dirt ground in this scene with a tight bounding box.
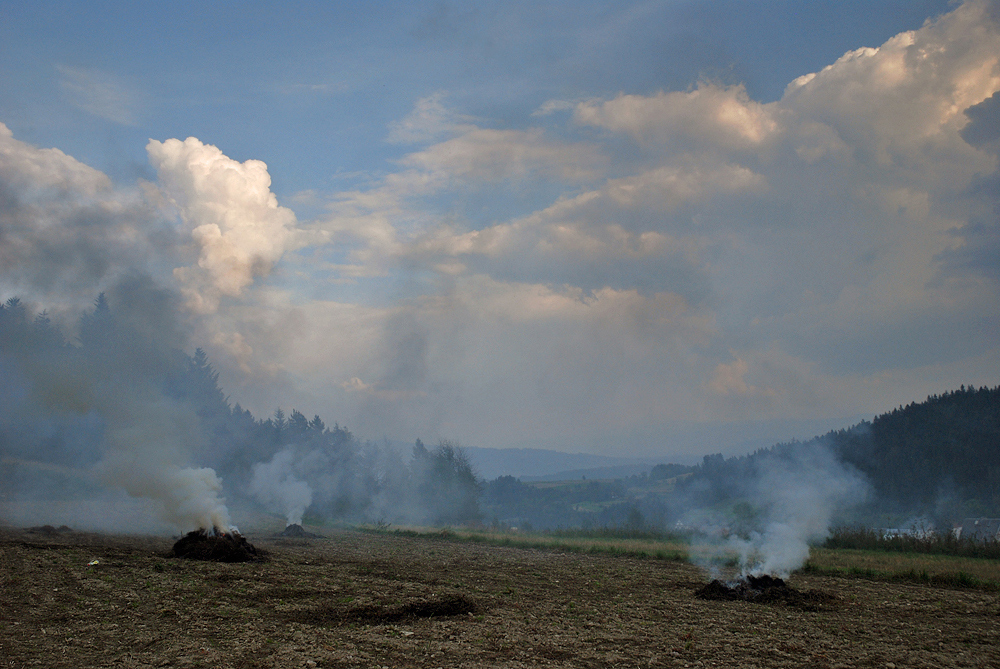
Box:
[1,526,998,669]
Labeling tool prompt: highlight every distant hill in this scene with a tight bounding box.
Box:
[837,386,1000,518]
[461,446,662,481]
[520,464,656,482]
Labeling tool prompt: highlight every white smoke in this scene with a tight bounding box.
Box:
[0,275,237,534]
[5,369,236,534]
[97,395,233,532]
[245,436,417,527]
[249,447,313,526]
[689,442,868,578]
[0,122,167,314]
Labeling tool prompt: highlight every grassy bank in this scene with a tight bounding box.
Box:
[355,524,690,561]
[355,523,1000,590]
[804,546,1000,590]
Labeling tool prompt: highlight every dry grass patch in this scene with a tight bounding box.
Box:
[806,547,1000,588]
[361,524,690,560]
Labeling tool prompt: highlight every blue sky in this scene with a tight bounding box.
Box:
[1,1,953,189]
[1,0,998,460]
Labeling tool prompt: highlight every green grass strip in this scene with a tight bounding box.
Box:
[354,524,688,561]
[800,562,999,591]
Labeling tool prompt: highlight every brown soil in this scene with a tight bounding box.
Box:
[1,526,998,668]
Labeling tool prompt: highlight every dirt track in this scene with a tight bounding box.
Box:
[1,527,998,668]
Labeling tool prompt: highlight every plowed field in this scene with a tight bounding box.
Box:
[2,527,998,668]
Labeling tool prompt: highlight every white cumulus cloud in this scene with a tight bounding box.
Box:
[147,137,303,314]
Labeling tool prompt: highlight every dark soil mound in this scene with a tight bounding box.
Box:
[696,574,836,610]
[278,524,321,539]
[171,529,263,563]
[348,593,479,623]
[286,593,480,626]
[27,525,74,535]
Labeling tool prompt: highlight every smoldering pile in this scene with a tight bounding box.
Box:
[695,574,835,609]
[277,523,321,539]
[171,528,263,563]
[26,525,75,536]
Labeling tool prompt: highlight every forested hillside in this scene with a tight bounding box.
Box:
[682,386,1000,524]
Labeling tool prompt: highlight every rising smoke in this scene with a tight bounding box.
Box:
[249,447,313,527]
[146,136,303,315]
[683,440,869,578]
[0,123,302,533]
[0,275,236,533]
[0,278,483,533]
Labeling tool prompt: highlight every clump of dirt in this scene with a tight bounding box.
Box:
[696,574,836,610]
[286,593,480,626]
[171,528,263,563]
[26,525,74,535]
[348,592,479,623]
[278,524,322,539]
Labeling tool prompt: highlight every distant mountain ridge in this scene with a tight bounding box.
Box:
[520,464,657,482]
[461,446,662,481]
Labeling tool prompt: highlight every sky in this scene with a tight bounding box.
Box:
[1,0,998,461]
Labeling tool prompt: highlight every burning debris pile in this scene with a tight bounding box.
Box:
[696,574,790,602]
[695,574,835,609]
[171,528,263,563]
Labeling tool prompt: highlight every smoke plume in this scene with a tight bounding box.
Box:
[0,276,236,533]
[147,137,300,314]
[249,447,313,526]
[687,441,868,578]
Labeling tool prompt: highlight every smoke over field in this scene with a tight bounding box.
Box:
[0,289,482,533]
[2,281,994,566]
[249,448,313,527]
[0,280,234,532]
[683,442,869,577]
[4,0,1000,546]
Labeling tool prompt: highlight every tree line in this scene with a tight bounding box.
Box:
[0,295,481,527]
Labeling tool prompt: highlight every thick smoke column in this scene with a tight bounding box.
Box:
[249,447,313,526]
[0,276,236,533]
[97,395,233,532]
[0,125,295,534]
[688,441,868,578]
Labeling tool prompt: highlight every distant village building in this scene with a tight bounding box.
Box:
[877,527,935,540]
[875,518,936,540]
[957,518,1000,542]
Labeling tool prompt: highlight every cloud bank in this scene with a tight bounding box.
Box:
[1,1,998,459]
